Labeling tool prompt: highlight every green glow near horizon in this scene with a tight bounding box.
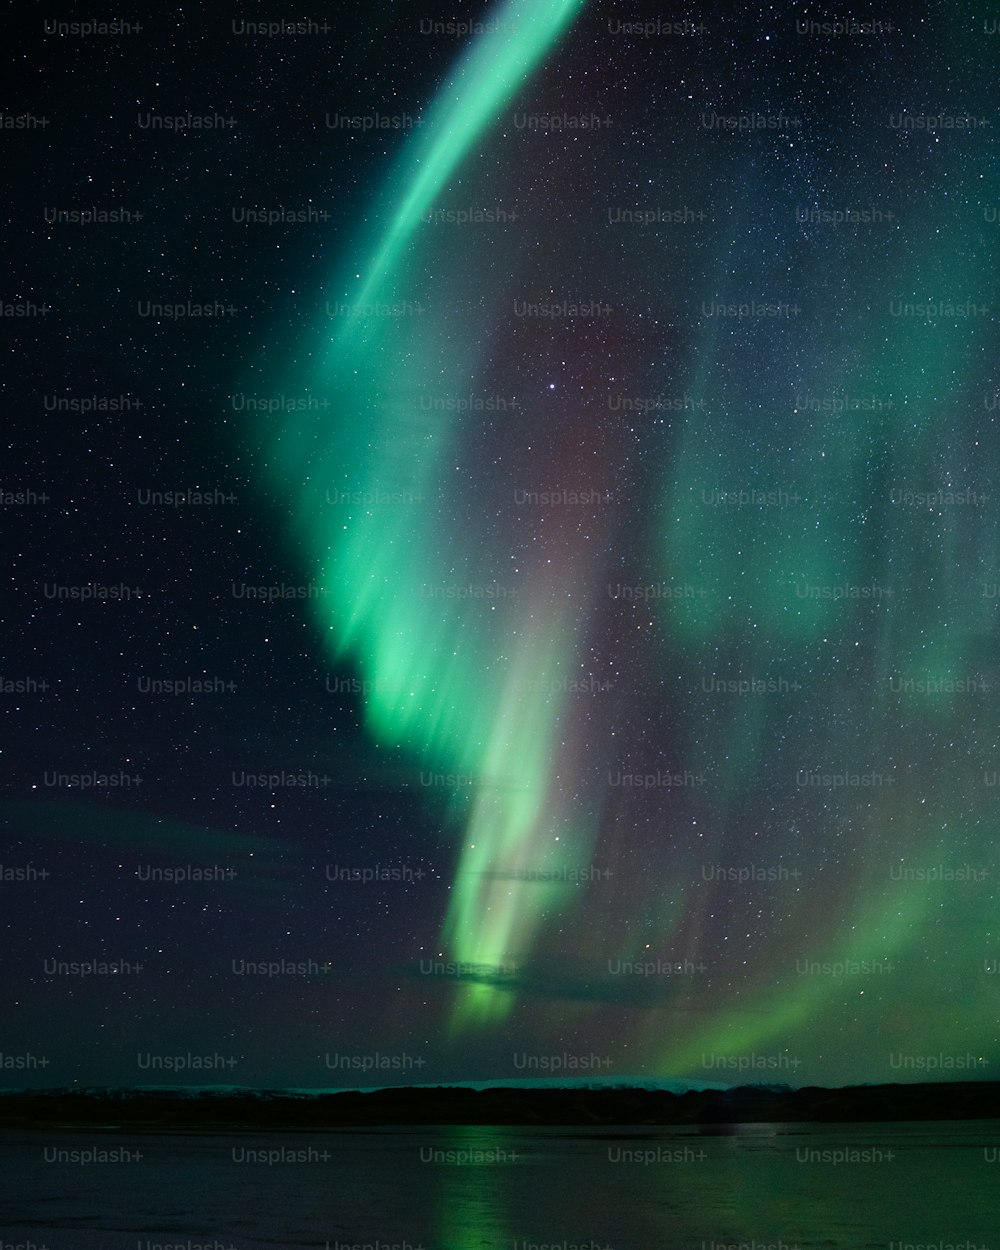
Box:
[645,215,998,1074]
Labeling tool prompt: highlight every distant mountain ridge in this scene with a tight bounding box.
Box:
[1,1079,997,1129]
[0,1075,733,1098]
[392,1075,734,1093]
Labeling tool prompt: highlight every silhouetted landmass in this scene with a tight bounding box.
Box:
[1,1081,1000,1129]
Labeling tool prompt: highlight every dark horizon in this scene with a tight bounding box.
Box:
[6,1078,1000,1132]
[6,1071,1000,1094]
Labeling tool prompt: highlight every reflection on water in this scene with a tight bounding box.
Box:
[0,1121,998,1250]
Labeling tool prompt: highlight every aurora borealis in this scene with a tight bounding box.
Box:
[5,0,1000,1091]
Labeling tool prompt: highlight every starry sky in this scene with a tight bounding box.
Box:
[4,0,1000,1090]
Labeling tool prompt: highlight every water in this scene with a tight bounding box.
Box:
[1,1121,998,1249]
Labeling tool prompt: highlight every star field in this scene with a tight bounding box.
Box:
[3,0,1000,1089]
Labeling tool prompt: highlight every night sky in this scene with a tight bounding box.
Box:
[4,0,1000,1091]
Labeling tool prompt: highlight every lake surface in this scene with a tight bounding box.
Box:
[1,1121,998,1249]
